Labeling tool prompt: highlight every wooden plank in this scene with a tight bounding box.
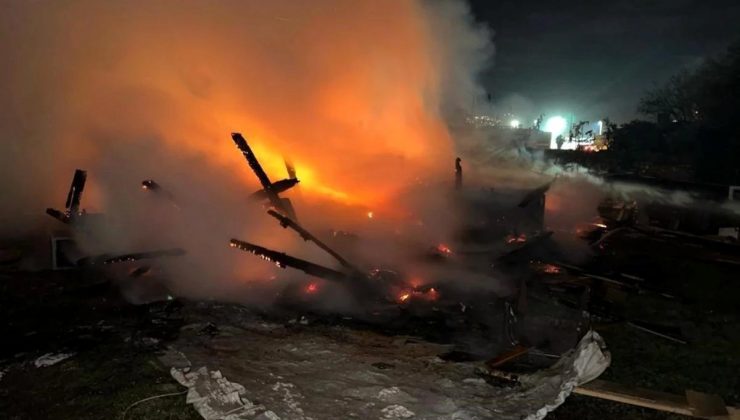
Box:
[686,390,728,418]
[574,380,740,419]
[485,345,531,369]
[574,379,694,416]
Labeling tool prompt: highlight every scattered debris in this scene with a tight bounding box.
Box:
[381,404,415,419]
[574,379,740,418]
[121,390,188,420]
[266,209,359,273]
[232,132,299,220]
[141,179,181,209]
[627,320,688,344]
[46,169,88,225]
[33,352,74,368]
[455,157,463,190]
[372,362,395,370]
[486,344,532,369]
[77,248,186,266]
[171,366,266,420]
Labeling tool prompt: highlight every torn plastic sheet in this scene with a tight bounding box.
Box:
[166,324,609,420]
[171,366,268,420]
[33,352,74,368]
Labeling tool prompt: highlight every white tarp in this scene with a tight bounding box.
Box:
[165,321,609,420]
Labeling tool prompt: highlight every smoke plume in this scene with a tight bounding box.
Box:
[0,0,493,303]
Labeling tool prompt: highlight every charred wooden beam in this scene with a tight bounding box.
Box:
[455,157,462,190]
[45,208,71,225]
[46,169,87,225]
[518,180,552,208]
[65,169,87,214]
[229,238,350,283]
[266,209,360,274]
[77,248,186,266]
[129,265,152,278]
[249,178,299,201]
[231,132,298,219]
[141,179,180,209]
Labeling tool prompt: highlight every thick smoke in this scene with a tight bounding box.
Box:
[0,1,493,303]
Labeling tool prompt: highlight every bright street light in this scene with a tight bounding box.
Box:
[544,116,568,149]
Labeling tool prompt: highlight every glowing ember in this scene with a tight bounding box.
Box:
[367,211,374,219]
[505,233,527,244]
[398,293,410,302]
[305,283,319,294]
[436,244,453,255]
[542,264,561,274]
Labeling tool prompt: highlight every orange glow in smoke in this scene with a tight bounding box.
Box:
[11,1,457,211]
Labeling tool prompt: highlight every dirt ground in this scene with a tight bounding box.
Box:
[0,229,738,419]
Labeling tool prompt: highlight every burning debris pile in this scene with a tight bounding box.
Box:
[25,128,625,418]
[39,129,605,339]
[3,2,739,418]
[21,128,740,418]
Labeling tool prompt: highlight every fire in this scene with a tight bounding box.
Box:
[3,1,493,295]
[436,243,453,255]
[3,1,464,210]
[542,264,561,274]
[397,282,439,304]
[305,282,319,294]
[506,233,527,244]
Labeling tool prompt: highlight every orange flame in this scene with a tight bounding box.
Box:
[3,1,468,216]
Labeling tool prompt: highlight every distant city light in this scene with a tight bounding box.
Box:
[544,116,567,135]
[544,116,568,149]
[510,119,521,128]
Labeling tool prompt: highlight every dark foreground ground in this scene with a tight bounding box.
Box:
[0,230,738,419]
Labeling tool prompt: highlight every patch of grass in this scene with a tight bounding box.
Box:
[0,343,199,420]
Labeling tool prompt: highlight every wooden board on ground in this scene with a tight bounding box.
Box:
[574,379,739,419]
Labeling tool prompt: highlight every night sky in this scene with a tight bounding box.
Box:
[468,0,740,123]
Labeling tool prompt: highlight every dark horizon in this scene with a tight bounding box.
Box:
[468,0,740,124]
